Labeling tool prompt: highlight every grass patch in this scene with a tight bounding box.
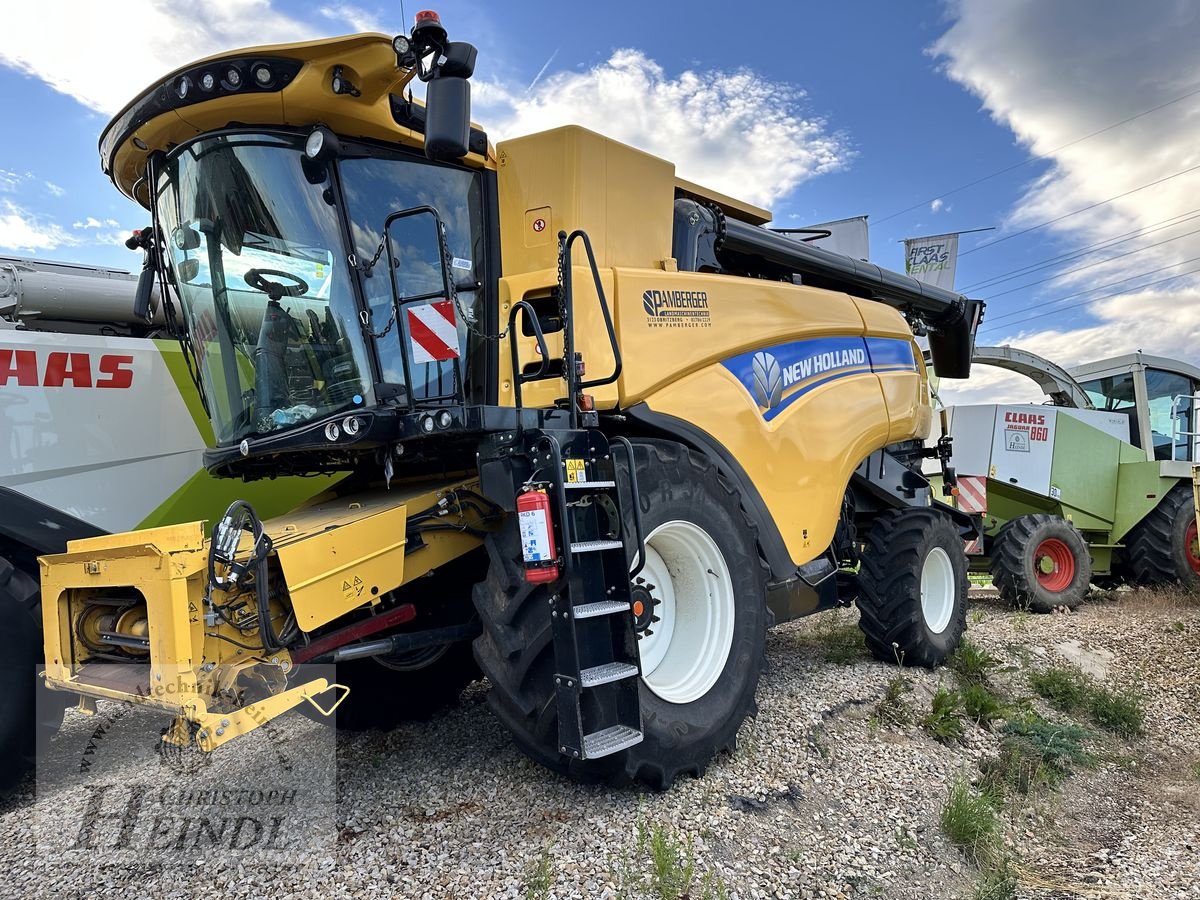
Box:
[524,846,553,900]
[1191,761,1200,781]
[1029,665,1146,737]
[820,619,868,664]
[949,639,1000,683]
[974,862,1018,900]
[961,682,1006,729]
[923,686,964,744]
[941,779,1002,865]
[875,674,914,727]
[1087,685,1145,737]
[1028,666,1091,713]
[623,822,727,900]
[1004,712,1093,781]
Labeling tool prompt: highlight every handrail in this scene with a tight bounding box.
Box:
[507,299,551,413]
[558,229,623,427]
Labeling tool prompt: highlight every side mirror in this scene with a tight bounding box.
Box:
[424,42,477,161]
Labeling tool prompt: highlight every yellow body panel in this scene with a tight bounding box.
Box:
[497,126,676,276]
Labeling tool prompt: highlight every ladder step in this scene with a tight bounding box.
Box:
[583,724,643,759]
[565,480,616,489]
[580,661,639,688]
[570,540,624,554]
[573,600,631,619]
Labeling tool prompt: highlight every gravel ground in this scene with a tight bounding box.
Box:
[3,587,1197,899]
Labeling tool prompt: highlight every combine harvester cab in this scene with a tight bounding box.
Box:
[40,12,986,788]
[933,345,1200,612]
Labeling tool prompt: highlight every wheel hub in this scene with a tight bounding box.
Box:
[629,581,660,636]
[1033,538,1075,592]
[1186,520,1200,576]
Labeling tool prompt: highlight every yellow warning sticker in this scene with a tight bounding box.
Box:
[342,579,354,601]
[565,458,586,483]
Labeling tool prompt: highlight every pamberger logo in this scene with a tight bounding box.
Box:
[751,351,783,410]
[642,288,711,328]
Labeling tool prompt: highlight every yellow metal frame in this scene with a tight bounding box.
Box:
[40,478,486,750]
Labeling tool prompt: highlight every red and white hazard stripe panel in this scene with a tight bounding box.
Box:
[406,300,460,364]
[956,475,988,515]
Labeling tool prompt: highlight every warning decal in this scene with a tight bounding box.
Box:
[519,508,552,563]
[565,458,586,483]
[407,300,460,364]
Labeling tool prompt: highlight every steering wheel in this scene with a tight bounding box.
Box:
[244,268,310,301]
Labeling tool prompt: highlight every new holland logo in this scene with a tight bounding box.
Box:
[642,289,711,328]
[751,351,783,409]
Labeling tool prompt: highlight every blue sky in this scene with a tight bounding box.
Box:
[3,1,1198,396]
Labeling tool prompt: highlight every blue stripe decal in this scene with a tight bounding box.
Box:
[721,336,918,422]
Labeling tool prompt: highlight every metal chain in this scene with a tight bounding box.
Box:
[359,307,396,339]
[556,234,568,379]
[438,222,509,343]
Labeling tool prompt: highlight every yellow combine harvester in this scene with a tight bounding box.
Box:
[40,13,984,787]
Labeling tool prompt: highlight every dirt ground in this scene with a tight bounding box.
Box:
[2,586,1197,899]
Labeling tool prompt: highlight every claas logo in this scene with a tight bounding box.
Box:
[0,350,134,388]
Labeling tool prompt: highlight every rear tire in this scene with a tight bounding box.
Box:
[0,556,66,794]
[473,439,768,789]
[857,508,968,668]
[989,514,1092,612]
[1125,486,1200,591]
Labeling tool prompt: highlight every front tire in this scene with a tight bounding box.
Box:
[857,508,968,668]
[1125,486,1200,591]
[473,440,768,789]
[989,514,1092,612]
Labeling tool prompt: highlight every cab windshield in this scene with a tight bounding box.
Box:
[157,133,371,444]
[157,132,487,446]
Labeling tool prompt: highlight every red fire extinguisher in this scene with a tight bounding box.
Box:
[516,489,559,583]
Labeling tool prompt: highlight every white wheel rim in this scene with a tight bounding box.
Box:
[921,546,955,634]
[635,520,735,704]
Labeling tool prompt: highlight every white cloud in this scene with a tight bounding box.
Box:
[0,200,80,252]
[940,287,1200,406]
[929,1,1200,404]
[930,198,944,213]
[0,169,27,192]
[477,50,850,208]
[44,181,65,197]
[0,1,371,114]
[73,217,120,229]
[933,2,1200,292]
[318,4,387,35]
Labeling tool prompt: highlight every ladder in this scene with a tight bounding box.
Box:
[528,427,645,760]
[498,227,644,760]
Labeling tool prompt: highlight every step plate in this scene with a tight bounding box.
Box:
[580,661,639,688]
[570,539,624,553]
[583,724,643,759]
[564,480,617,489]
[573,600,631,619]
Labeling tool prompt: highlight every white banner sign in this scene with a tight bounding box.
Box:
[792,215,870,260]
[904,232,960,289]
